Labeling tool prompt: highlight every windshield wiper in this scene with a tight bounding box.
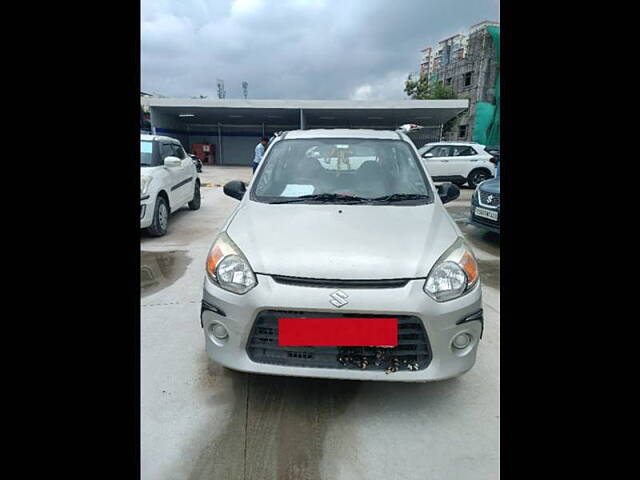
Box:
[270,193,369,204]
[369,193,430,203]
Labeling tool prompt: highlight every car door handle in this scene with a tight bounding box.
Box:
[440,159,450,162]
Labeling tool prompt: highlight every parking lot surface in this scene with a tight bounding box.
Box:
[141,166,500,480]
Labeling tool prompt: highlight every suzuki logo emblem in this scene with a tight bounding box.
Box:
[487,195,494,203]
[329,290,349,308]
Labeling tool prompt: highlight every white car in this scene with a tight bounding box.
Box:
[140,134,201,236]
[201,129,483,382]
[418,142,496,188]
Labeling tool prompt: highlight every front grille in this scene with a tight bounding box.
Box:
[247,310,432,372]
[479,191,500,207]
[271,275,409,289]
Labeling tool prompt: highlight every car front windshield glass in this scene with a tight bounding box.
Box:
[141,140,155,166]
[252,138,432,204]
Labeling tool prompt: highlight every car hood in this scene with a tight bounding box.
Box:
[478,178,500,194]
[226,201,459,279]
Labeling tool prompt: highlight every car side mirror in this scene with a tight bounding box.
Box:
[437,182,460,204]
[223,180,246,200]
[422,152,434,158]
[164,156,182,168]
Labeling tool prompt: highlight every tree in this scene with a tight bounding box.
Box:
[404,73,457,100]
[404,73,430,99]
[428,81,457,99]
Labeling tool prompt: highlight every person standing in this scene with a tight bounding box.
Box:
[252,137,270,173]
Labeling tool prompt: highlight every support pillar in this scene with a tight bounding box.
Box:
[217,122,223,165]
[299,109,306,130]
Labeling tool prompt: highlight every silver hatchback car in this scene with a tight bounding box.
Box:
[201,129,483,382]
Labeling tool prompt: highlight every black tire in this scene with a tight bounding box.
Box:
[188,181,201,210]
[147,195,169,237]
[467,169,491,188]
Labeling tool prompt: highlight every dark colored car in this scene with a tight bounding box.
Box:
[470,177,500,233]
[189,154,203,173]
[486,146,500,176]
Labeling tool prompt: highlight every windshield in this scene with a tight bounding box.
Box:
[252,138,432,204]
[140,140,156,166]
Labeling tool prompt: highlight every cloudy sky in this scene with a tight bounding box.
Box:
[141,0,499,100]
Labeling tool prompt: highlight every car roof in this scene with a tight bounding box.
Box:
[140,134,180,143]
[284,129,402,140]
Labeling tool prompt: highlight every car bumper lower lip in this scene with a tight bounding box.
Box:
[201,274,483,382]
[469,217,500,233]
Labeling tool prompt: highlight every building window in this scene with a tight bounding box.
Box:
[445,77,452,85]
[464,72,473,87]
[458,125,468,138]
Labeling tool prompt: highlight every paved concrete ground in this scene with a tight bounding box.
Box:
[141,166,500,480]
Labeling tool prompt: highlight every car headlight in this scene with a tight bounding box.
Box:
[424,238,479,302]
[141,175,152,197]
[206,232,257,294]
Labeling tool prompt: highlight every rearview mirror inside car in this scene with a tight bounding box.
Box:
[164,156,182,168]
[223,180,247,200]
[437,182,460,204]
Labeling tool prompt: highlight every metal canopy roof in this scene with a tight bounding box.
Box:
[144,98,468,127]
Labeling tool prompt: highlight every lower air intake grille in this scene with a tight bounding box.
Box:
[247,310,432,372]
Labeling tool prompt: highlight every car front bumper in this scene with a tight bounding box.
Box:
[201,274,483,382]
[469,198,500,233]
[140,195,154,229]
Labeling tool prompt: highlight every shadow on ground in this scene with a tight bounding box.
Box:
[189,363,466,480]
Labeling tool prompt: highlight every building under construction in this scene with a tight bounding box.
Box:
[420,21,500,144]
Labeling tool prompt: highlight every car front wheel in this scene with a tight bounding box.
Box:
[147,196,169,237]
[188,181,201,210]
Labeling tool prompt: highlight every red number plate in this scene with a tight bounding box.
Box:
[278,317,398,347]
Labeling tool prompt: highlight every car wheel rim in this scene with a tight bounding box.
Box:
[159,203,168,230]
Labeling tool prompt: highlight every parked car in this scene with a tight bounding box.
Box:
[417,141,496,188]
[485,145,500,163]
[201,129,484,382]
[485,146,500,177]
[140,134,201,237]
[189,153,203,173]
[469,177,500,234]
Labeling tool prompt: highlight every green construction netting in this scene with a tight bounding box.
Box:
[473,26,500,147]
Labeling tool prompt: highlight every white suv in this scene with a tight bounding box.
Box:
[418,142,496,188]
[140,134,201,237]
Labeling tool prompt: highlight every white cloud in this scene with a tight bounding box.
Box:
[350,71,409,100]
[351,84,373,100]
[142,14,195,54]
[230,0,265,16]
